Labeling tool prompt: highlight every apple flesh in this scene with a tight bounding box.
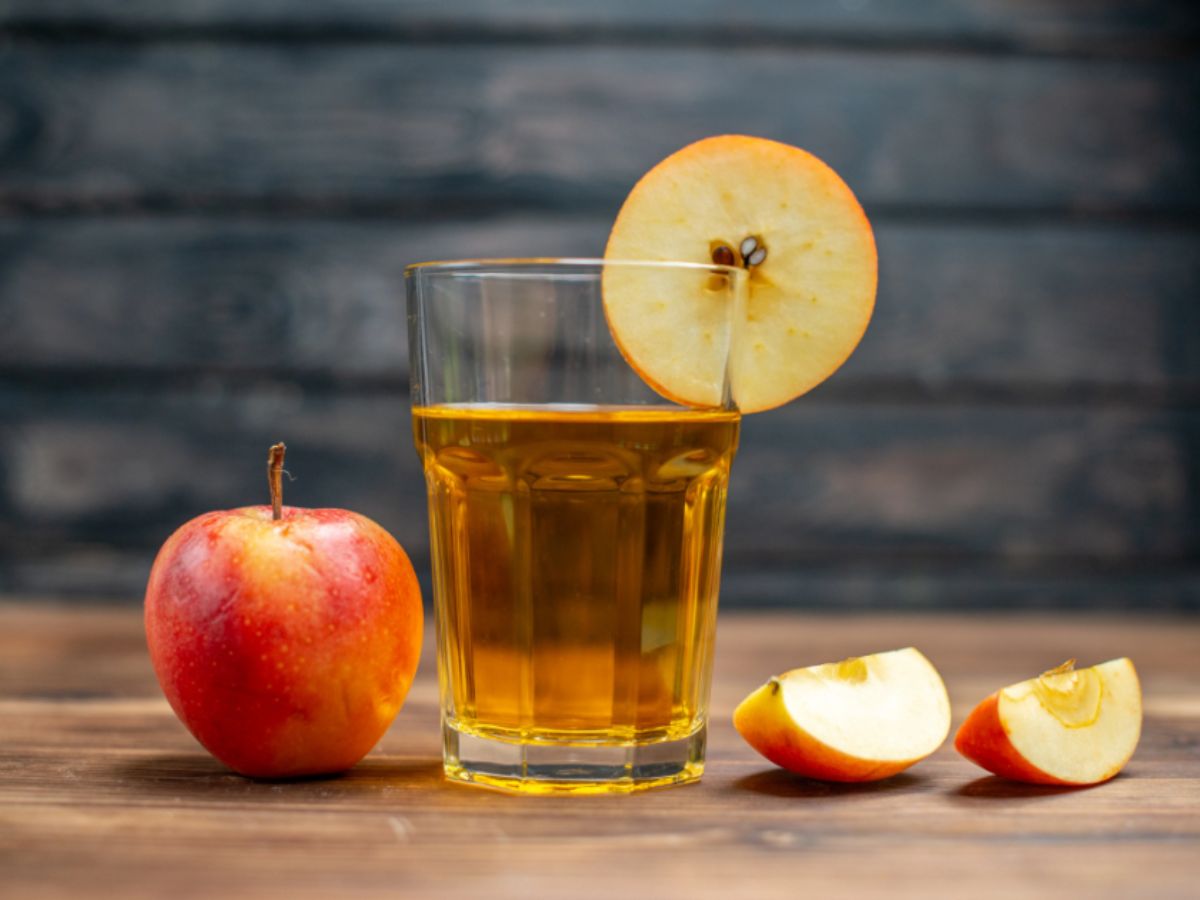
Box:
[145,504,423,778]
[955,658,1141,785]
[733,647,951,782]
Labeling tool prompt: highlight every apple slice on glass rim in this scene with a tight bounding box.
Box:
[603,134,877,413]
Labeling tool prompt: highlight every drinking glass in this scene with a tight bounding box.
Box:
[406,259,744,793]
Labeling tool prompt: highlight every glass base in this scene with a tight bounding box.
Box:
[443,723,706,795]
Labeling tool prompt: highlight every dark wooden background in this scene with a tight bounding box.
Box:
[0,1,1197,609]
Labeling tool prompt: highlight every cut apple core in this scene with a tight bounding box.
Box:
[1028,661,1104,728]
[710,235,769,270]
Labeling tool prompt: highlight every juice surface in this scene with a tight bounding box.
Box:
[413,403,739,746]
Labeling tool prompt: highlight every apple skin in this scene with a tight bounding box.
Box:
[954,692,1070,786]
[733,681,918,782]
[145,505,423,778]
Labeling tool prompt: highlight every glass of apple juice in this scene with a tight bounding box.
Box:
[406,259,744,794]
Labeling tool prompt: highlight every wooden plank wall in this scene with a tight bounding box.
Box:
[0,1,1197,608]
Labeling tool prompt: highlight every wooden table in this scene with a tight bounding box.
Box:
[1,602,1197,899]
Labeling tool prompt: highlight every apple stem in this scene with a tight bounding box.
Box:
[268,442,286,521]
[768,676,782,696]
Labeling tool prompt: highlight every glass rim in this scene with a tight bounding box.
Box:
[403,257,744,277]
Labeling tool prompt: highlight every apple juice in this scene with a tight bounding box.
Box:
[413,403,739,752]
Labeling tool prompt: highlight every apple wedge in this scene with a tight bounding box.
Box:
[733,648,951,782]
[955,658,1142,786]
[604,134,877,412]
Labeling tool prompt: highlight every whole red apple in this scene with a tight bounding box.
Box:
[144,443,423,778]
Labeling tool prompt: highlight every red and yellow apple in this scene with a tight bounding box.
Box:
[955,658,1141,785]
[733,647,951,782]
[144,444,423,778]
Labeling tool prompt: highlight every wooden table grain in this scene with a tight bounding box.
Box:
[1,601,1197,899]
